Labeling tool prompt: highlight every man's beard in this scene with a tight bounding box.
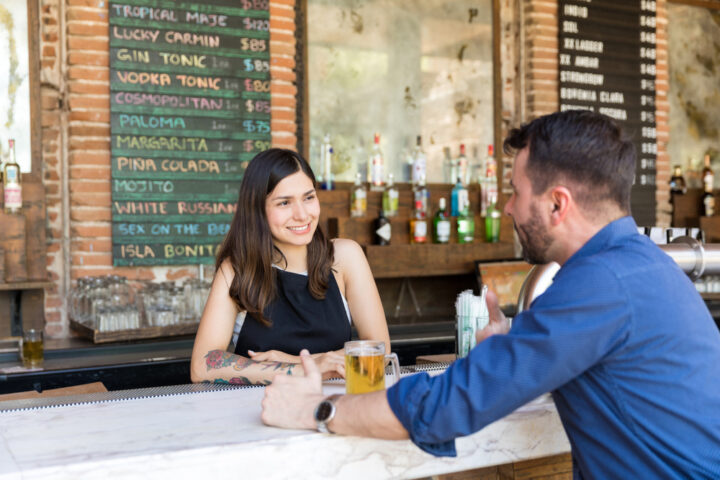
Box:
[514,204,553,265]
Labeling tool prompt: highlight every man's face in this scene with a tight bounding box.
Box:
[504,148,554,265]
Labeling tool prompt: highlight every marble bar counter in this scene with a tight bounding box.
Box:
[0,374,570,480]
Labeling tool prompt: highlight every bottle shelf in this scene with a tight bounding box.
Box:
[0,280,52,291]
[363,243,515,278]
[318,184,517,279]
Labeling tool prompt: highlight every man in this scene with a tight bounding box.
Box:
[262,111,720,479]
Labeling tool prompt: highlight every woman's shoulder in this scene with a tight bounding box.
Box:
[331,238,363,258]
[331,238,366,272]
[217,257,236,287]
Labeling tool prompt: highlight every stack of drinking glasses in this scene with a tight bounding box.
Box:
[455,285,489,358]
[142,282,175,327]
[68,275,141,332]
[69,275,210,332]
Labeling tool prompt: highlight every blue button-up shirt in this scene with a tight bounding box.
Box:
[387,217,720,479]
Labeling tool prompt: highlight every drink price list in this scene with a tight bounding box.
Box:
[109,0,271,266]
[558,0,657,225]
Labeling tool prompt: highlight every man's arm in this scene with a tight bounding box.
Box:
[261,350,408,439]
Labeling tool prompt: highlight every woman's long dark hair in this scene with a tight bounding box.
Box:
[216,148,334,326]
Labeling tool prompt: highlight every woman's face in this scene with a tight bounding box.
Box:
[265,170,320,250]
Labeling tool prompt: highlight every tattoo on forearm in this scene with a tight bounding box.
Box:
[204,350,297,377]
[211,377,253,385]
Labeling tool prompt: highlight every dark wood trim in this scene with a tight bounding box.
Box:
[492,0,503,207]
[667,0,720,10]
[295,0,309,158]
[26,0,42,182]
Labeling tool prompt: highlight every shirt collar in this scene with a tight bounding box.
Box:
[563,215,639,267]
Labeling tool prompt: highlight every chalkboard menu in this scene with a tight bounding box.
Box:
[109,0,271,266]
[558,0,657,226]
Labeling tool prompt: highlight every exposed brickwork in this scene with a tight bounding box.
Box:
[40,0,65,337]
[523,1,558,119]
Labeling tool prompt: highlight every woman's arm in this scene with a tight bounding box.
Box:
[333,238,391,352]
[190,260,302,385]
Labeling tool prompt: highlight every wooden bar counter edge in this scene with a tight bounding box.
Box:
[0,374,570,480]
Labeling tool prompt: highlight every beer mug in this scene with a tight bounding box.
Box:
[344,340,400,394]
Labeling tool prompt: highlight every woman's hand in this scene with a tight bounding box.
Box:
[249,349,345,379]
[248,349,298,364]
[313,351,346,379]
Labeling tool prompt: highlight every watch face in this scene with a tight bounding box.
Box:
[315,400,333,422]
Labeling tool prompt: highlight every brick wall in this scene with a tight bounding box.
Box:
[34,0,670,338]
[40,0,64,337]
[523,0,558,119]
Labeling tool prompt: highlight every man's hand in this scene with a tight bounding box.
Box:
[476,288,511,343]
[261,349,325,430]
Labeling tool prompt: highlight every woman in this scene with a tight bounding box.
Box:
[191,148,390,385]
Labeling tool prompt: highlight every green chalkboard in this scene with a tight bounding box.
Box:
[109,0,271,266]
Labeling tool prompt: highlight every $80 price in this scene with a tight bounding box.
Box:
[245,79,270,92]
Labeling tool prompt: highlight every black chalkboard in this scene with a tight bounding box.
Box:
[558,0,657,226]
[109,0,271,266]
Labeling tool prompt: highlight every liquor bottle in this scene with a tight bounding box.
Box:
[433,197,451,244]
[443,146,454,184]
[373,209,391,246]
[481,145,498,217]
[382,173,399,217]
[350,172,367,217]
[410,174,429,244]
[450,177,468,217]
[369,133,385,191]
[457,206,475,244]
[457,144,468,186]
[485,201,501,243]
[4,139,22,214]
[702,155,715,217]
[320,134,334,190]
[669,165,686,195]
[412,135,427,187]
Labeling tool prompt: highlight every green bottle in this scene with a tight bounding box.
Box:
[457,206,475,244]
[485,193,501,243]
[382,173,399,217]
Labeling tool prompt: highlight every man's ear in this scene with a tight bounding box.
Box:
[549,186,572,225]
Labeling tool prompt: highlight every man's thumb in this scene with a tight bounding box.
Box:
[299,349,320,378]
[485,288,500,312]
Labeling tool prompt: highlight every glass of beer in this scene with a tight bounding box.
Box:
[21,328,44,368]
[344,340,400,394]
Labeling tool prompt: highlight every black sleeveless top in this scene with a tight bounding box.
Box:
[234,269,351,356]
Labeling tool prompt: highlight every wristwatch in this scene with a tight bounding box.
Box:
[314,394,341,433]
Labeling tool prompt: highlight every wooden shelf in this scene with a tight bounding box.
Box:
[70,318,199,344]
[0,281,53,291]
[363,243,516,278]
